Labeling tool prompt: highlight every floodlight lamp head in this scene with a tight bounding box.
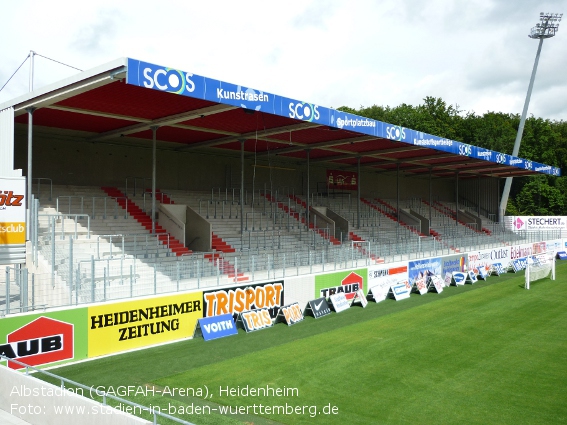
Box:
[529,12,562,39]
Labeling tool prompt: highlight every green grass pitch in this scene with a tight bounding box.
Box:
[45,262,567,425]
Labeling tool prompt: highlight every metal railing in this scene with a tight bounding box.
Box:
[23,187,567,314]
[56,196,128,219]
[32,177,53,201]
[125,176,152,197]
[0,355,195,425]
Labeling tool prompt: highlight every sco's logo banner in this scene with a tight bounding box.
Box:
[496,153,507,164]
[288,102,319,122]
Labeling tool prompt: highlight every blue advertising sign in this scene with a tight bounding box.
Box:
[198,314,237,341]
[512,258,527,272]
[408,258,442,286]
[125,58,561,177]
[441,254,467,276]
[468,271,478,283]
[492,263,507,275]
[452,272,467,285]
[478,267,488,280]
[556,251,567,260]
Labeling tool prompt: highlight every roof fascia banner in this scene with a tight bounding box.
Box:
[126,58,560,177]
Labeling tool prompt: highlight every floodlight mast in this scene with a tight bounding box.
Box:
[499,13,562,223]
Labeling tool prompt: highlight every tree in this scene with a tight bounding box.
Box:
[513,176,565,215]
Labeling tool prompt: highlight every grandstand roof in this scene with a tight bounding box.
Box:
[0,57,561,179]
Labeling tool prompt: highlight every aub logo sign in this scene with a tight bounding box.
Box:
[0,317,74,369]
[386,125,406,141]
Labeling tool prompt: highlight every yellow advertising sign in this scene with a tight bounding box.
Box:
[0,222,26,244]
[0,178,26,246]
[87,292,203,358]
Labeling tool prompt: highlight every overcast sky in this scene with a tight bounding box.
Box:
[1,0,565,121]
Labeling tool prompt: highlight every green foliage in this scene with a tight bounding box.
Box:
[515,175,565,215]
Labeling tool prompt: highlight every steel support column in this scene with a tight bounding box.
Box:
[306,149,311,229]
[151,125,158,234]
[26,107,36,240]
[357,157,361,229]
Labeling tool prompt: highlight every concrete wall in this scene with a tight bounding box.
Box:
[324,208,350,240]
[0,365,150,425]
[399,209,421,232]
[186,206,212,251]
[310,207,335,237]
[14,125,458,202]
[158,204,187,245]
[409,209,430,235]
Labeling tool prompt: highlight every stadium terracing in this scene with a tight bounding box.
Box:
[0,57,562,311]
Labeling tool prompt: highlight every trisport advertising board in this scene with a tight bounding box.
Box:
[203,281,284,321]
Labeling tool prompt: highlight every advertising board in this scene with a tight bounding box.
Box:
[452,272,467,285]
[203,281,284,321]
[306,297,332,319]
[197,314,237,341]
[511,216,567,231]
[240,308,275,333]
[329,293,350,313]
[316,269,366,300]
[408,258,441,288]
[0,309,88,370]
[0,177,26,246]
[368,262,407,302]
[277,303,304,326]
[88,292,202,357]
[441,254,467,276]
[126,58,561,177]
[390,281,411,301]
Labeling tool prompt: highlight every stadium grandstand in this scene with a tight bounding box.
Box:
[1,56,565,425]
[0,56,562,313]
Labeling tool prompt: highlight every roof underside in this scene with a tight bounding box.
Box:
[8,66,551,180]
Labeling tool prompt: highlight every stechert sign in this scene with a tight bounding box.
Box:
[511,216,567,231]
[0,317,74,370]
